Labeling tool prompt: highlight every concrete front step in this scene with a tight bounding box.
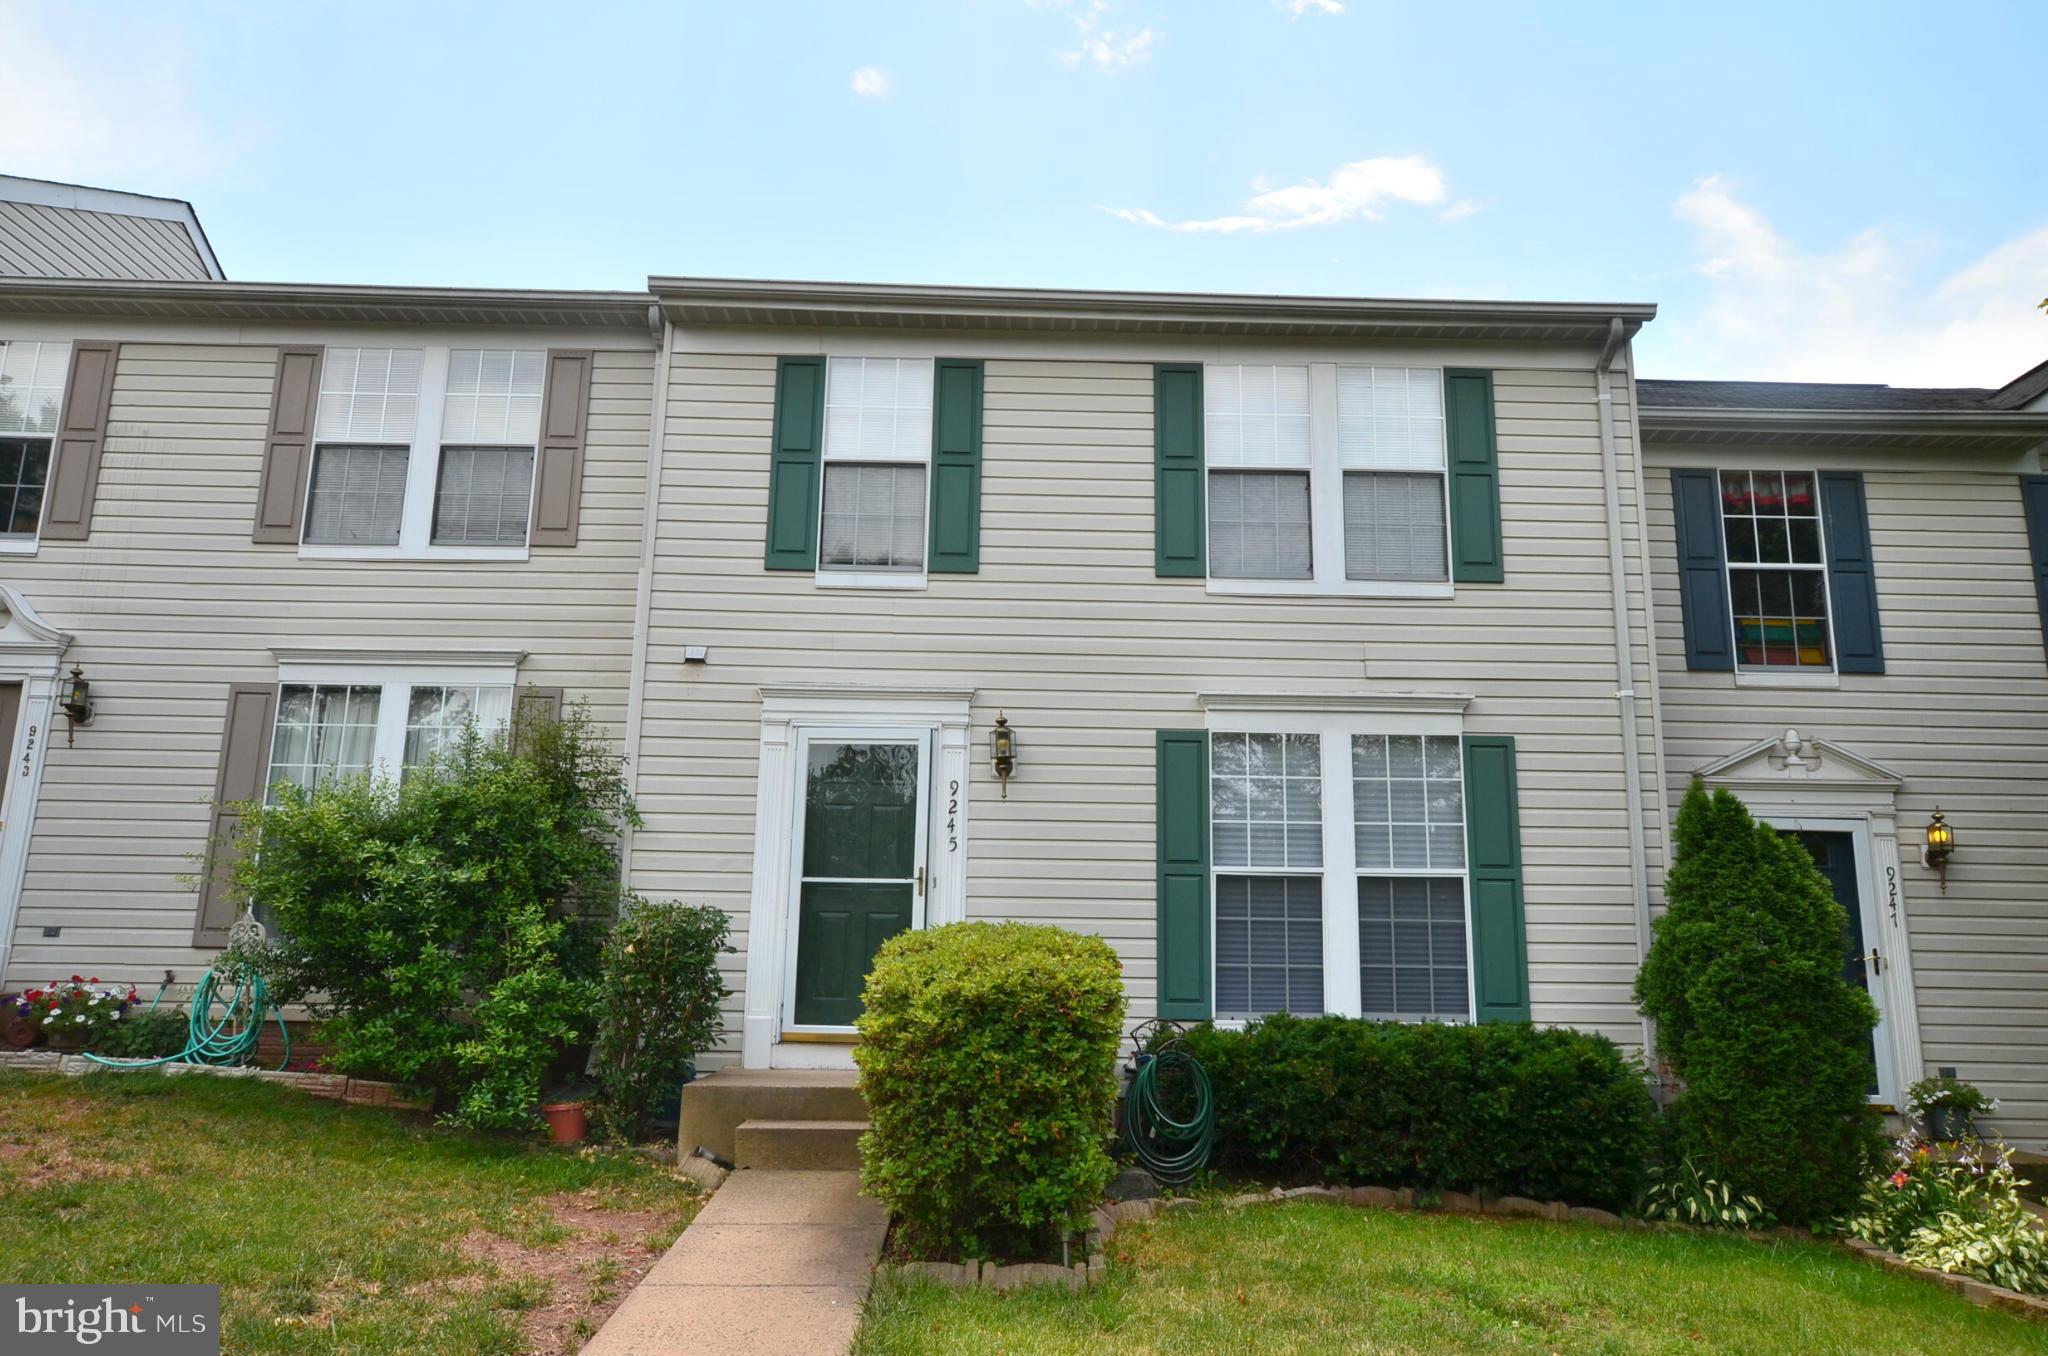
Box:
[736,1118,868,1170]
[678,1067,867,1163]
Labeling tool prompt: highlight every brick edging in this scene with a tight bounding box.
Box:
[1838,1235,2048,1322]
[0,1048,428,1111]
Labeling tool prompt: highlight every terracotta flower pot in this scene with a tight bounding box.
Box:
[542,1101,588,1144]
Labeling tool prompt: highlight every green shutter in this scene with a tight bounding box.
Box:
[764,357,825,570]
[1156,729,1211,1020]
[1155,363,1205,577]
[1445,369,1504,583]
[927,359,984,573]
[1463,734,1530,1023]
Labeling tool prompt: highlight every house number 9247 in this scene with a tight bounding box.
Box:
[947,779,959,852]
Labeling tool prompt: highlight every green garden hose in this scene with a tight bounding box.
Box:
[1123,1042,1216,1187]
[83,962,289,1072]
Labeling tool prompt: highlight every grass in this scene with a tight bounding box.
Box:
[854,1200,2048,1356]
[0,1070,697,1355]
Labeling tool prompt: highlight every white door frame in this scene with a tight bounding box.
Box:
[0,585,72,986]
[741,685,974,1070]
[1700,730,1926,1111]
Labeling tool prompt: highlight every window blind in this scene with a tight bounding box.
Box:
[433,446,535,547]
[315,348,423,443]
[1205,364,1311,468]
[441,349,545,444]
[820,463,927,570]
[305,445,409,545]
[1343,472,1448,582]
[1208,471,1313,579]
[1358,876,1469,1020]
[1336,366,1445,471]
[0,340,71,436]
[1216,874,1325,1018]
[823,357,935,462]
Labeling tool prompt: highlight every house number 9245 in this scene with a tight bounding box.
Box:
[947,779,959,852]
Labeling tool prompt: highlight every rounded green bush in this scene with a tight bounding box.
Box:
[854,922,1126,1259]
[1175,1014,1656,1210]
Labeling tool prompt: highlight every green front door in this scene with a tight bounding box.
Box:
[792,738,924,1027]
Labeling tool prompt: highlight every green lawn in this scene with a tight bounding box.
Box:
[0,1070,697,1355]
[855,1200,2048,1356]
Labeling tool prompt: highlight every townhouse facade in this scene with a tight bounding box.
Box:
[1,181,2043,1146]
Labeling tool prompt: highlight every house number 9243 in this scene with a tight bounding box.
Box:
[19,723,35,778]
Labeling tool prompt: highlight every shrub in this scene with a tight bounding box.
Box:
[592,898,732,1143]
[225,701,635,1129]
[1832,1132,2048,1294]
[90,1007,190,1060]
[855,922,1125,1259]
[1635,781,1884,1224]
[1174,1015,1654,1210]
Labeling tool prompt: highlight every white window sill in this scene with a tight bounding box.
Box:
[297,544,531,564]
[0,537,39,556]
[814,570,928,591]
[1733,670,1841,689]
[1206,577,1455,600]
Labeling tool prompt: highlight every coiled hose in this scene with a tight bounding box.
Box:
[1123,1039,1215,1187]
[83,963,289,1071]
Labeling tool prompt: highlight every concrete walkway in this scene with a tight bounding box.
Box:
[581,1170,888,1356]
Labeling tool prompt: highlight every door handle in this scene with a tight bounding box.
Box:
[1861,948,1883,976]
[916,866,926,898]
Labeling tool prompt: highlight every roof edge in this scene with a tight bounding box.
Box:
[649,275,1656,341]
[1640,404,2048,450]
[0,277,659,329]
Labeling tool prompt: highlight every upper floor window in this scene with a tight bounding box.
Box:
[818,357,933,583]
[0,340,69,544]
[1720,470,1832,672]
[1204,363,1451,595]
[302,347,544,559]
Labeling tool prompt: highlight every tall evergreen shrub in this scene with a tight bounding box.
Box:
[1635,781,1883,1222]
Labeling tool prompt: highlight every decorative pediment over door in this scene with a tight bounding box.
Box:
[1696,728,1904,810]
[0,584,71,661]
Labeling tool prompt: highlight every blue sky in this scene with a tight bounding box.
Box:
[6,0,2045,386]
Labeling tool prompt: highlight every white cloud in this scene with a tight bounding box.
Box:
[1102,154,1448,234]
[850,66,892,98]
[1055,1,1155,73]
[1664,175,2048,386]
[1278,0,1346,16]
[0,6,232,186]
[1439,198,1483,223]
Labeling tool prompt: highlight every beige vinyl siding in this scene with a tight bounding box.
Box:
[0,202,211,281]
[1646,463,2048,1148]
[2,341,652,989]
[631,346,1666,1058]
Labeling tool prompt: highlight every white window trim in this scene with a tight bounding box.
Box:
[1204,363,1456,601]
[0,338,73,558]
[1715,466,1840,679]
[297,346,538,564]
[813,357,934,591]
[1202,696,1473,1024]
[269,650,523,784]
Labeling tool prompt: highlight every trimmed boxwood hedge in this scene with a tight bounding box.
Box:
[1174,1015,1656,1210]
[856,922,1126,1258]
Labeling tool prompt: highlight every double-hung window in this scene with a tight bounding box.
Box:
[302,347,544,559]
[1204,362,1452,595]
[1719,470,1833,672]
[1208,716,1472,1024]
[818,357,933,585]
[0,340,69,548]
[264,661,516,798]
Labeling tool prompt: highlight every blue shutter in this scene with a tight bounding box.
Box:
[1670,468,1734,671]
[2019,477,2048,658]
[1819,471,1884,674]
[1155,730,1211,1020]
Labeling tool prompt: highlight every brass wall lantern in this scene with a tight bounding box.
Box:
[60,664,93,745]
[1922,808,1955,893]
[990,712,1018,798]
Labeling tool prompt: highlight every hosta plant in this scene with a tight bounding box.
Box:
[1639,1157,1773,1229]
[1832,1131,2048,1294]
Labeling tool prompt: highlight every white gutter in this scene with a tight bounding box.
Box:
[1594,318,1655,1046]
[618,304,674,887]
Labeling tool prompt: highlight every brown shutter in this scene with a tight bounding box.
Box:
[194,684,280,947]
[529,350,593,547]
[512,686,565,755]
[38,341,118,541]
[252,345,323,544]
